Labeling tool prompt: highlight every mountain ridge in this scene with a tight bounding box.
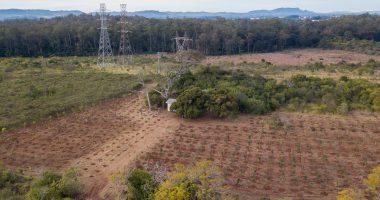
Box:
[0,7,379,20]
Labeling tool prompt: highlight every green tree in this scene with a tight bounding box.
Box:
[127,169,157,200]
[207,88,238,118]
[171,87,208,118]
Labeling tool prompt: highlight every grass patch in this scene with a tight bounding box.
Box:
[0,57,141,129]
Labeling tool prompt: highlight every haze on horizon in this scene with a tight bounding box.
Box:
[1,0,380,13]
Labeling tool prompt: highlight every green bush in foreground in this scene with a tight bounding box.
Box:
[26,168,84,200]
[127,169,158,200]
[0,165,83,200]
[0,164,30,200]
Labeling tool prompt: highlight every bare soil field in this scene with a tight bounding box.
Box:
[1,88,379,199]
[0,89,179,199]
[135,112,380,199]
[204,49,380,65]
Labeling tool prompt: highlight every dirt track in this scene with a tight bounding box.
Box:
[0,88,180,199]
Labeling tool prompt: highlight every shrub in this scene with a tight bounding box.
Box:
[58,168,84,198]
[0,164,29,199]
[26,168,83,200]
[207,88,239,118]
[147,91,166,109]
[154,161,225,200]
[169,67,380,118]
[337,102,350,115]
[337,165,380,200]
[171,87,208,118]
[127,169,157,200]
[268,115,285,130]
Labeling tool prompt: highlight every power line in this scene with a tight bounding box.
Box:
[97,3,113,67]
[173,31,192,53]
[118,3,133,66]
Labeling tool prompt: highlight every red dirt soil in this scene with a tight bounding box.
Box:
[0,91,179,199]
[135,112,380,199]
[1,89,379,199]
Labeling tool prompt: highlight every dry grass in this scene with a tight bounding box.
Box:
[204,49,380,66]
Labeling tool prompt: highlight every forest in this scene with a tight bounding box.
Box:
[1,14,380,57]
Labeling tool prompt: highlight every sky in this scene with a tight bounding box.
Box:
[1,0,380,13]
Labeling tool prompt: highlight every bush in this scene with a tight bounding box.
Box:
[169,67,380,118]
[146,91,166,109]
[58,168,84,198]
[373,96,380,111]
[337,102,350,115]
[171,87,208,118]
[154,161,225,200]
[207,88,239,118]
[26,168,83,200]
[127,169,157,200]
[0,164,30,199]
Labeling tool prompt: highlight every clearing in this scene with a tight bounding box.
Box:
[1,88,379,199]
[204,49,380,66]
[1,51,380,199]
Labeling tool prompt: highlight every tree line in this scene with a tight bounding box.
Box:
[1,14,380,57]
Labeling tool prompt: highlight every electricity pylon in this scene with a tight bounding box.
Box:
[118,3,133,66]
[173,31,192,53]
[97,3,113,67]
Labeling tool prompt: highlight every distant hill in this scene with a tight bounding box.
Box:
[121,8,319,19]
[111,8,380,19]
[0,9,83,20]
[1,7,380,20]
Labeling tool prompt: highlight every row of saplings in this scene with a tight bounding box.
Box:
[148,67,380,118]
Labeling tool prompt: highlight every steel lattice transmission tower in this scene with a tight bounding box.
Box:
[173,31,192,53]
[97,3,113,67]
[118,3,133,65]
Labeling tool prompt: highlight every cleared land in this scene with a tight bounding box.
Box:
[136,112,380,199]
[204,49,380,66]
[0,89,179,199]
[203,49,380,83]
[1,90,379,199]
[0,50,379,199]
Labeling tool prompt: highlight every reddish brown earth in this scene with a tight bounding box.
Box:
[0,90,179,199]
[0,89,379,199]
[135,112,380,199]
[204,49,380,66]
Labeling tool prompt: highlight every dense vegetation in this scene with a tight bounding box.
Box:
[1,15,380,57]
[163,67,380,118]
[0,165,83,200]
[0,57,142,129]
[111,161,231,200]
